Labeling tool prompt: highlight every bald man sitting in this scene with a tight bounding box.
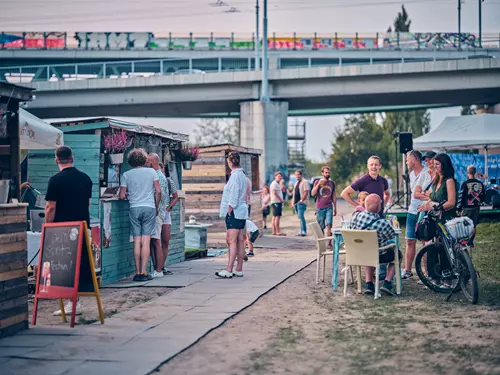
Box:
[349,194,401,296]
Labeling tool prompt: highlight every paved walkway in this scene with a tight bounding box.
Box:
[0,237,315,375]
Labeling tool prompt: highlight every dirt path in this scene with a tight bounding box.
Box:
[158,206,500,375]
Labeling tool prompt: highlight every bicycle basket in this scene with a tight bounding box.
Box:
[445,217,474,240]
[416,215,437,241]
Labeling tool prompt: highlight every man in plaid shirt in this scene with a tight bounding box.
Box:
[349,194,400,296]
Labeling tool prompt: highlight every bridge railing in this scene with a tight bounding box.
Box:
[1,31,499,51]
[2,54,496,84]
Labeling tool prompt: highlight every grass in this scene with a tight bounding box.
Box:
[240,222,500,375]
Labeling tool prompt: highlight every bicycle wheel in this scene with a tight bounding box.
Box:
[415,243,459,294]
[458,248,479,304]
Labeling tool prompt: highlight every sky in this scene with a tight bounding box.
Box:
[3,0,500,161]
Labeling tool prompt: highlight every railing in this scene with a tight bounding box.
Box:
[2,54,495,84]
[1,31,500,51]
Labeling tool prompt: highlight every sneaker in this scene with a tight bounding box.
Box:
[363,282,375,295]
[380,281,395,296]
[162,268,173,275]
[215,270,233,278]
[145,273,153,280]
[247,251,254,257]
[150,270,164,279]
[244,254,249,261]
[401,270,413,280]
[134,274,149,282]
[53,301,82,316]
[233,271,244,277]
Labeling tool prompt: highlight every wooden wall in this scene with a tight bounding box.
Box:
[183,150,263,233]
[0,204,28,338]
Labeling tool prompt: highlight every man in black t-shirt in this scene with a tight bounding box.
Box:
[45,146,92,227]
[45,146,92,316]
[457,165,485,227]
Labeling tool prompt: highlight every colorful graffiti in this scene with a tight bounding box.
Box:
[383,32,479,49]
[0,32,65,49]
[0,31,498,50]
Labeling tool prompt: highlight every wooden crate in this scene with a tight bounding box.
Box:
[0,204,28,338]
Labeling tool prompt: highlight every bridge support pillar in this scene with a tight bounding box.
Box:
[240,100,289,186]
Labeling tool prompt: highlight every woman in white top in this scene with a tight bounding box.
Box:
[216,152,249,278]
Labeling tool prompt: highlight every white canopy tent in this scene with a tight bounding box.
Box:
[413,114,500,177]
[19,109,64,150]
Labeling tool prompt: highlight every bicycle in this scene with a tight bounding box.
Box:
[415,201,479,304]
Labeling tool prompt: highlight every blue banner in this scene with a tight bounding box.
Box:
[449,153,500,185]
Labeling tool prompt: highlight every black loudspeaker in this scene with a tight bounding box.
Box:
[399,132,413,154]
[492,194,500,209]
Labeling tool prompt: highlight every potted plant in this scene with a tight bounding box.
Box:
[179,146,200,170]
[103,130,132,164]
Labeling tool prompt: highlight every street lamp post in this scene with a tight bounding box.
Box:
[255,0,260,71]
[260,0,269,101]
[458,0,462,37]
[478,0,483,48]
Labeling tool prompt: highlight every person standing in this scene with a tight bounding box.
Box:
[401,150,431,280]
[341,156,390,217]
[160,163,179,275]
[45,146,92,316]
[119,149,161,282]
[146,153,168,279]
[385,174,393,205]
[292,170,310,236]
[457,165,485,245]
[261,185,271,230]
[216,152,248,278]
[270,172,285,236]
[311,166,337,240]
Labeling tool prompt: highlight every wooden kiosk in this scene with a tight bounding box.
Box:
[0,82,33,338]
[183,144,263,233]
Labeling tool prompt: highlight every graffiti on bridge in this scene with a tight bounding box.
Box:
[383,32,478,49]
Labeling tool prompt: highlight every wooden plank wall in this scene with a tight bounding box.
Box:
[183,151,263,233]
[183,151,226,232]
[0,205,28,338]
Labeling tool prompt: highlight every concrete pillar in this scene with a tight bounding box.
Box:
[240,101,289,186]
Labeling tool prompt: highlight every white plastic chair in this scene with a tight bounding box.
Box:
[309,222,352,284]
[340,229,401,299]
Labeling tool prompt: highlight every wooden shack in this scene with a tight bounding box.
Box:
[0,82,33,338]
[183,144,262,233]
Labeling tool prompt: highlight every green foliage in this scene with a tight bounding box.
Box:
[192,119,240,146]
[391,5,411,32]
[381,110,430,137]
[303,158,324,178]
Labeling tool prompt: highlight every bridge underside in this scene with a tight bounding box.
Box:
[28,87,500,119]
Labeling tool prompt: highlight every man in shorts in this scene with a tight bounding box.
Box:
[402,150,431,279]
[270,172,285,236]
[311,166,336,241]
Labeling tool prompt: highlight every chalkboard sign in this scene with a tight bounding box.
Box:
[39,225,80,289]
[32,221,105,327]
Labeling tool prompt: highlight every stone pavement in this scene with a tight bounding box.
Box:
[0,237,315,375]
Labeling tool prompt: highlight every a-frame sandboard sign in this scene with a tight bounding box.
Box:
[32,221,104,327]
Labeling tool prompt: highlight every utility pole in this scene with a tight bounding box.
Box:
[255,0,260,71]
[458,0,462,36]
[478,0,483,48]
[260,0,269,101]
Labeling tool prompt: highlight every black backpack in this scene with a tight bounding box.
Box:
[416,215,437,241]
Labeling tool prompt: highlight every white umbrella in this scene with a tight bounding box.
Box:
[19,109,64,150]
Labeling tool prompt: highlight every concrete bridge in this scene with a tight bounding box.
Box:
[25,58,500,181]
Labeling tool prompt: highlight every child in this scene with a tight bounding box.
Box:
[245,219,260,257]
[355,191,369,212]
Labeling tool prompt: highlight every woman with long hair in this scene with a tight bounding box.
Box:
[418,153,457,219]
[216,152,248,278]
[262,185,271,229]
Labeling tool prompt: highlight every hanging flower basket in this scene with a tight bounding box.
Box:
[179,146,200,170]
[104,130,133,165]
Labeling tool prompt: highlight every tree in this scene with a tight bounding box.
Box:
[390,5,411,32]
[192,119,240,146]
[380,110,430,137]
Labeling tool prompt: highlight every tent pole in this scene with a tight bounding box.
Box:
[485,145,489,181]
